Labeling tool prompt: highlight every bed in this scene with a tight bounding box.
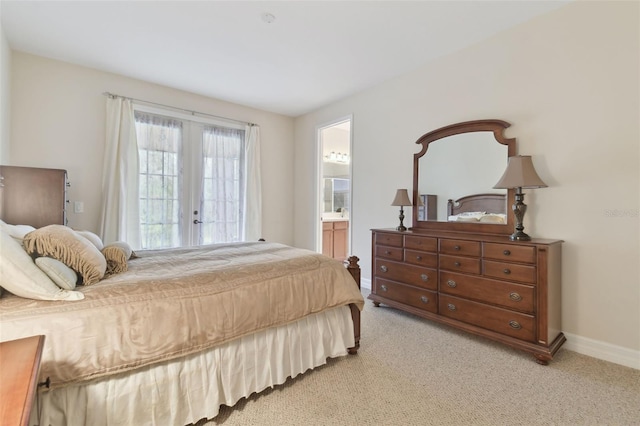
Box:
[446,193,508,224]
[0,218,363,425]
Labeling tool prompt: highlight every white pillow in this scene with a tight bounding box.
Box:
[76,230,104,251]
[0,220,36,241]
[0,230,84,301]
[35,257,78,290]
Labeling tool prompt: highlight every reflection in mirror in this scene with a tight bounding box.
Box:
[412,119,516,235]
[418,132,507,222]
[323,158,350,216]
[323,178,350,213]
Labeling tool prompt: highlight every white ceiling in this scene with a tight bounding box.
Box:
[1,1,569,117]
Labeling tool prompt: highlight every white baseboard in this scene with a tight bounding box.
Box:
[360,277,371,290]
[562,332,640,370]
[359,278,639,370]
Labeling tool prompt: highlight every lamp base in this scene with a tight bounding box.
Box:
[396,206,407,232]
[509,231,531,241]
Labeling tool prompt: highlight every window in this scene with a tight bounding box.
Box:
[134,110,245,249]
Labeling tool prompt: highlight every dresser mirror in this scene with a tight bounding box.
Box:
[412,120,516,235]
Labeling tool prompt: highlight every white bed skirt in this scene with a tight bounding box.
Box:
[29,305,355,426]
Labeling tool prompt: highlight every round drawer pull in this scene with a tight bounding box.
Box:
[503,268,511,275]
[509,320,522,330]
[454,262,461,267]
[385,250,391,255]
[380,284,388,292]
[447,280,457,288]
[503,249,511,256]
[509,292,522,302]
[420,274,429,282]
[420,296,429,303]
[454,245,461,251]
[416,255,422,261]
[447,303,456,311]
[380,265,388,273]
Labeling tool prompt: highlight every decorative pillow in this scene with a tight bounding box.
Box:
[457,211,486,218]
[105,241,134,259]
[76,230,104,251]
[455,215,480,222]
[23,225,107,285]
[35,257,78,290]
[102,245,129,276]
[479,214,507,224]
[0,229,84,301]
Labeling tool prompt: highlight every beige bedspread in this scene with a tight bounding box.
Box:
[0,242,364,389]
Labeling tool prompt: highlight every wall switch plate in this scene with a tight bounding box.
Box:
[74,201,84,213]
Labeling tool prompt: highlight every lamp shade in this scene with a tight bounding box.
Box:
[391,189,412,206]
[494,155,548,189]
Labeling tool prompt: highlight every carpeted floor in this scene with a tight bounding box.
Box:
[203,289,640,425]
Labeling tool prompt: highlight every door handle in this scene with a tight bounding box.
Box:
[193,219,203,224]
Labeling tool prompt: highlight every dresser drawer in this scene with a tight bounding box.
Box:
[404,235,437,252]
[374,278,437,313]
[439,239,481,256]
[483,243,536,264]
[404,250,438,268]
[374,258,437,290]
[439,255,481,274]
[439,295,535,342]
[374,233,403,248]
[483,260,536,284]
[375,245,403,261]
[439,271,534,313]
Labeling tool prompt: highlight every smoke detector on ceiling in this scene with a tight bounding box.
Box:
[261,12,276,24]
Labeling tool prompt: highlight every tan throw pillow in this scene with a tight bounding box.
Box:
[23,225,107,285]
[105,241,134,260]
[102,245,129,276]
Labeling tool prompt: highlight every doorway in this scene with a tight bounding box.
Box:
[317,118,352,261]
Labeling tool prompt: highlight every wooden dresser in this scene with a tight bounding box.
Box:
[369,228,564,364]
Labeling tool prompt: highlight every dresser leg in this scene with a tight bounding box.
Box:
[373,301,380,307]
[534,355,549,365]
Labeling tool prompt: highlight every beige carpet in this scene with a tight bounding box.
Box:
[202,289,640,425]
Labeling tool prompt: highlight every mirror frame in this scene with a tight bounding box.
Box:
[411,119,516,235]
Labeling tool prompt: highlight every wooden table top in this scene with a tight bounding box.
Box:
[0,335,45,426]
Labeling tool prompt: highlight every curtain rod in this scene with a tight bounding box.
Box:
[102,92,257,127]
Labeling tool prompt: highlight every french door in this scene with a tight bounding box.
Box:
[135,107,245,249]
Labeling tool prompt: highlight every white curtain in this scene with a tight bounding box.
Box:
[99,97,140,248]
[243,124,262,241]
[200,124,261,243]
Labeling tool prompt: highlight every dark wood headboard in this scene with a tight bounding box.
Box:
[447,193,507,216]
[0,165,68,228]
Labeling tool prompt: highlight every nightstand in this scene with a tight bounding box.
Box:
[0,335,46,426]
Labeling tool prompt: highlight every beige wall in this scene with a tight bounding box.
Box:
[0,18,11,163]
[294,1,639,365]
[9,53,295,244]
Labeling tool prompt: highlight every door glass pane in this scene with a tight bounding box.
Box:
[199,126,245,245]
